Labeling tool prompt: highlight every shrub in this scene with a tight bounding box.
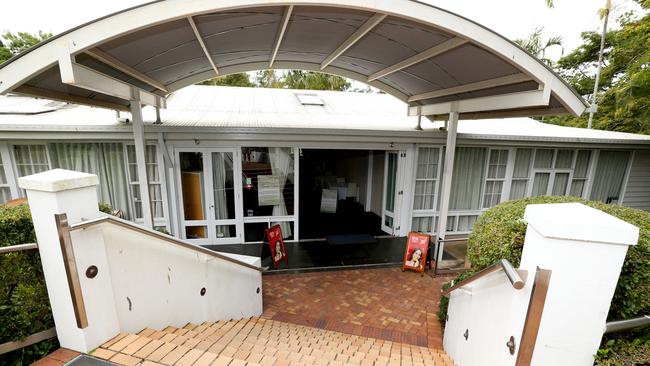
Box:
[466,196,650,321]
[0,204,58,365]
[595,330,650,366]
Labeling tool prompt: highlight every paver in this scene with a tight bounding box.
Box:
[91,316,454,366]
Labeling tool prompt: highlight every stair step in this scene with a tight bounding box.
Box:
[92,317,455,365]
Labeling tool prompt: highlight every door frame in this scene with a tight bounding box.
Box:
[381,150,406,235]
[175,147,244,245]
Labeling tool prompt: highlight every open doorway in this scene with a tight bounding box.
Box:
[299,149,390,240]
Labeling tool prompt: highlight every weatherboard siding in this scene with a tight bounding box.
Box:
[622,151,650,211]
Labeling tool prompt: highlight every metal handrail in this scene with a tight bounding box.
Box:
[604,315,650,334]
[442,259,526,296]
[68,215,266,272]
[0,243,38,254]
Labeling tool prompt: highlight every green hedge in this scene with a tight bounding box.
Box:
[0,204,58,366]
[465,196,650,321]
[595,330,650,366]
[0,202,114,365]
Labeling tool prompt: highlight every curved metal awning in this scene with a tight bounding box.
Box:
[0,0,587,119]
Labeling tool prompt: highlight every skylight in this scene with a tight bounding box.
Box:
[296,93,324,106]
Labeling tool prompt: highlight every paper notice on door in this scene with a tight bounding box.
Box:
[258,175,282,206]
[321,188,338,213]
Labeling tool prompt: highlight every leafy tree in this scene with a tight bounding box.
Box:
[284,70,350,91]
[514,27,562,66]
[547,1,650,134]
[200,73,255,87]
[0,31,52,64]
[255,70,284,88]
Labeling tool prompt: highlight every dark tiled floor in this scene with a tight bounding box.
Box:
[261,267,453,349]
[207,236,465,272]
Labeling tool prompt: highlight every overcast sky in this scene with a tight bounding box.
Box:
[0,0,644,61]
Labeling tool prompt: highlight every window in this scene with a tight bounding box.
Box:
[482,149,508,208]
[126,145,165,220]
[13,145,49,177]
[510,148,592,200]
[413,148,440,210]
[50,143,131,216]
[510,149,533,200]
[450,147,487,210]
[411,147,441,234]
[0,154,11,204]
[530,149,574,197]
[570,150,591,197]
[590,151,630,204]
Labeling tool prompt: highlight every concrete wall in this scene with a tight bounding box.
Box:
[20,169,263,353]
[98,225,262,333]
[622,151,650,211]
[444,203,639,366]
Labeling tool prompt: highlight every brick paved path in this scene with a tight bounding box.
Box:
[91,317,454,365]
[262,268,451,349]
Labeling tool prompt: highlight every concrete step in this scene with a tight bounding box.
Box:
[91,317,455,366]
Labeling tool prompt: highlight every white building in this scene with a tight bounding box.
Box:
[1,85,648,247]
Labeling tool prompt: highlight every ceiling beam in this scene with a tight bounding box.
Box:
[187,16,219,76]
[85,48,168,93]
[367,37,467,82]
[13,85,129,112]
[320,13,386,70]
[408,83,552,116]
[59,54,165,108]
[269,5,294,68]
[408,73,532,102]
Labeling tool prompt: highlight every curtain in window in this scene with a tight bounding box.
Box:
[269,147,293,237]
[212,152,232,237]
[449,147,486,210]
[49,143,131,218]
[590,151,630,203]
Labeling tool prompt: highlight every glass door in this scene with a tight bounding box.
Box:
[176,148,242,244]
[382,151,399,234]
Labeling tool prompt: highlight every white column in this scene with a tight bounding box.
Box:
[131,90,154,228]
[18,169,119,353]
[435,110,459,266]
[521,202,638,365]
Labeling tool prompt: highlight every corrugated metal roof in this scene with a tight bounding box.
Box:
[0,85,648,143]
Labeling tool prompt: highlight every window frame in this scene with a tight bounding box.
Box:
[124,143,170,230]
[10,142,52,196]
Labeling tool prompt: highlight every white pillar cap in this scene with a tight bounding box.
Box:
[18,169,99,192]
[524,202,639,246]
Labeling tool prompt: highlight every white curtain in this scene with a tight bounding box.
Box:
[50,143,131,218]
[449,147,487,210]
[212,152,232,237]
[269,147,293,237]
[590,151,630,203]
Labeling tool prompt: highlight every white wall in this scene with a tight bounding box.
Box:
[95,225,262,333]
[21,169,263,353]
[622,151,650,211]
[444,203,639,366]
